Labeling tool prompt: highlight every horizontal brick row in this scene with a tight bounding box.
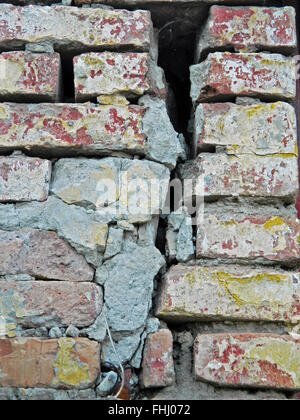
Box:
[0,281,102,333]
[74,52,166,101]
[181,153,298,202]
[0,102,182,168]
[194,334,300,390]
[0,50,167,102]
[0,229,94,281]
[196,6,297,60]
[0,338,100,389]
[157,265,300,323]
[196,215,300,265]
[190,52,296,104]
[194,101,297,156]
[0,5,153,53]
[0,156,51,202]
[0,103,146,154]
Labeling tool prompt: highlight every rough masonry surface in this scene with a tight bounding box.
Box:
[194,334,300,390]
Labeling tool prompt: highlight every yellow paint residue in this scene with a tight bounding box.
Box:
[91,225,108,247]
[246,105,264,118]
[247,339,300,387]
[52,338,91,387]
[216,271,286,308]
[263,217,286,234]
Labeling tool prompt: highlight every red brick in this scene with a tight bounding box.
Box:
[0,51,61,102]
[0,5,153,53]
[141,329,175,388]
[190,52,296,104]
[0,281,103,332]
[182,153,298,202]
[74,52,166,101]
[194,102,297,156]
[194,334,300,390]
[196,215,300,265]
[0,103,146,156]
[0,337,100,389]
[156,264,300,323]
[0,156,51,202]
[0,229,94,281]
[196,6,296,60]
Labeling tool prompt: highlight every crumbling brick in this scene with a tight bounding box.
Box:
[194,334,300,390]
[0,337,100,389]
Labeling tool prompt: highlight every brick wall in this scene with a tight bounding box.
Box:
[0,0,299,401]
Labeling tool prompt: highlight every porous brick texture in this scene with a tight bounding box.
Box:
[0,229,95,281]
[0,156,51,202]
[194,334,300,390]
[190,52,296,104]
[74,52,166,101]
[0,0,299,402]
[0,5,153,53]
[196,6,297,60]
[140,329,175,388]
[196,215,300,265]
[157,265,300,323]
[0,51,61,102]
[0,338,100,389]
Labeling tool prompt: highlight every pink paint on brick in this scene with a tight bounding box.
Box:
[141,329,175,388]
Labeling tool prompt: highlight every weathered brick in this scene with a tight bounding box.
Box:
[196,6,297,60]
[0,102,182,168]
[140,329,175,388]
[156,265,300,323]
[190,52,296,104]
[0,337,100,389]
[0,229,94,281]
[0,51,61,102]
[194,334,300,390]
[0,281,102,334]
[194,102,297,156]
[74,52,166,101]
[0,5,153,53]
[196,215,300,265]
[182,153,298,202]
[0,156,51,203]
[0,103,146,155]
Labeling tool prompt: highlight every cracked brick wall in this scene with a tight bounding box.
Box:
[0,0,299,401]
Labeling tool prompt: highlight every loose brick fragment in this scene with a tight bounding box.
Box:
[0,229,94,281]
[0,51,61,102]
[0,103,146,155]
[194,334,300,390]
[190,52,296,104]
[157,265,300,323]
[196,6,297,60]
[182,153,298,202]
[0,156,51,202]
[0,337,100,389]
[74,52,166,101]
[0,5,153,53]
[0,281,102,334]
[194,102,297,156]
[141,329,175,388]
[196,215,300,265]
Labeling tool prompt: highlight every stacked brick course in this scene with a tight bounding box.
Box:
[0,0,299,401]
